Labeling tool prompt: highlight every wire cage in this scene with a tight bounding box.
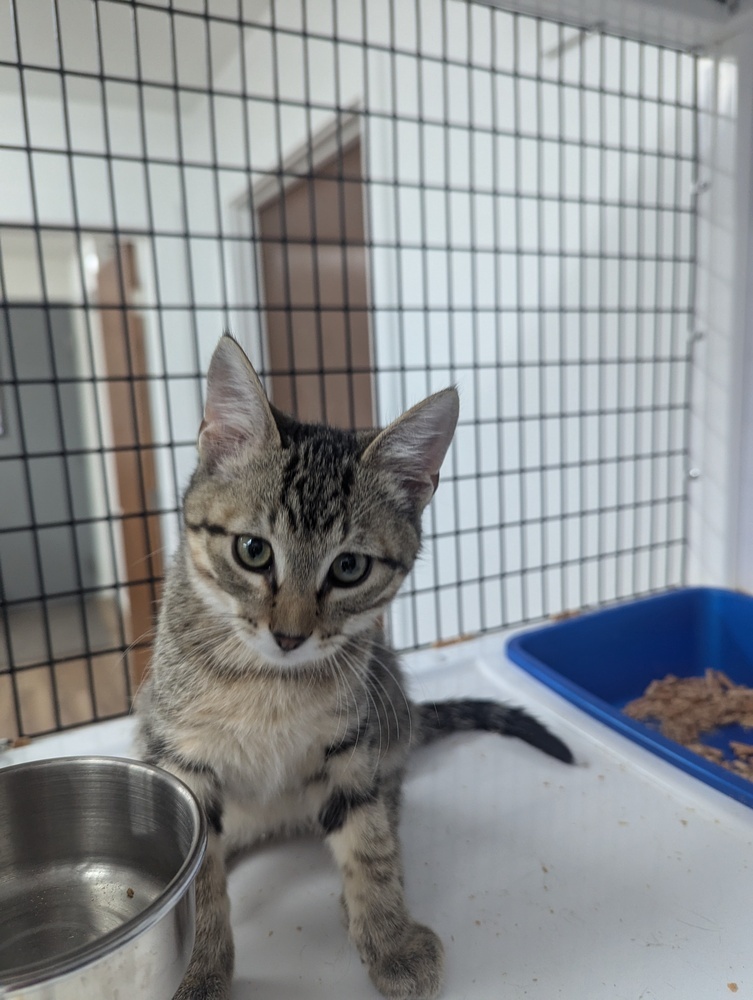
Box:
[0,0,700,739]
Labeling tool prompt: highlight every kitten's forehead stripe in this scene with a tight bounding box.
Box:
[341,465,354,497]
[278,426,361,536]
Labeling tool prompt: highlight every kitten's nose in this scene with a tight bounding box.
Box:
[272,631,308,652]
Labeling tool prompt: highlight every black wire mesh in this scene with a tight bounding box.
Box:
[0,0,697,737]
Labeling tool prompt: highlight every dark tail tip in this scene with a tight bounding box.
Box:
[505,707,574,764]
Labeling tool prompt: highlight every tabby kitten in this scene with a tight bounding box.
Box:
[136,335,572,1000]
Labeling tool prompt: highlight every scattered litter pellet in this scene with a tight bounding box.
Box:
[727,984,738,993]
[0,737,32,751]
[624,670,753,780]
[431,633,476,649]
[126,887,134,898]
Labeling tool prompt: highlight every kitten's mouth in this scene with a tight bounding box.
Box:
[237,620,331,669]
[260,643,326,669]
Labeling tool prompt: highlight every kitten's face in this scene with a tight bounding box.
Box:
[182,337,458,670]
[184,426,422,667]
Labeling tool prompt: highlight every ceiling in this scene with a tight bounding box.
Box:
[3,0,753,107]
[481,0,753,51]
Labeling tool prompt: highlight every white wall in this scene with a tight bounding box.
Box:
[0,0,711,650]
[0,71,218,561]
[0,74,184,581]
[360,3,696,644]
[732,33,753,593]
[177,0,696,647]
[686,51,737,586]
[685,28,753,592]
[687,26,753,593]
[0,235,116,599]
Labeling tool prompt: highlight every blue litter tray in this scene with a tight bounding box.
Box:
[506,587,753,809]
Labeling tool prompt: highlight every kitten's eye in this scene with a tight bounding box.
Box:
[234,535,273,572]
[329,552,371,587]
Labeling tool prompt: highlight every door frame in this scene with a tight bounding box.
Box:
[230,110,373,409]
[96,240,163,693]
[252,112,363,209]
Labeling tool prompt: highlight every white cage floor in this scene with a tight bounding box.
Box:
[4,632,751,999]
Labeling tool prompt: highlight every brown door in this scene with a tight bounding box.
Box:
[97,242,162,691]
[258,140,374,429]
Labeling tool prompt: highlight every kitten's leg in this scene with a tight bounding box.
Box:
[145,756,234,1000]
[173,829,234,1000]
[322,784,443,1000]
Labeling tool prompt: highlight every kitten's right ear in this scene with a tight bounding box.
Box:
[198,335,280,467]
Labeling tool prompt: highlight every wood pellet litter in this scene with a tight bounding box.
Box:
[624,669,753,781]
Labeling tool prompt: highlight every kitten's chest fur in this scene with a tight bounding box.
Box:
[152,665,353,802]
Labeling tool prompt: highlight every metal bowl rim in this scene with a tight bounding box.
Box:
[0,755,207,991]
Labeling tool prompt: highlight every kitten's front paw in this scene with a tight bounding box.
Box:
[172,973,230,1000]
[368,922,444,1000]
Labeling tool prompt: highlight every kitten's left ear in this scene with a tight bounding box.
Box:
[361,387,459,508]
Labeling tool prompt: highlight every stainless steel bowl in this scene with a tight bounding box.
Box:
[0,756,206,1000]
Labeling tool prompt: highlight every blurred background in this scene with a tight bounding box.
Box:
[1,0,752,737]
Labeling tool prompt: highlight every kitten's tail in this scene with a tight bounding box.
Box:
[415,699,574,764]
